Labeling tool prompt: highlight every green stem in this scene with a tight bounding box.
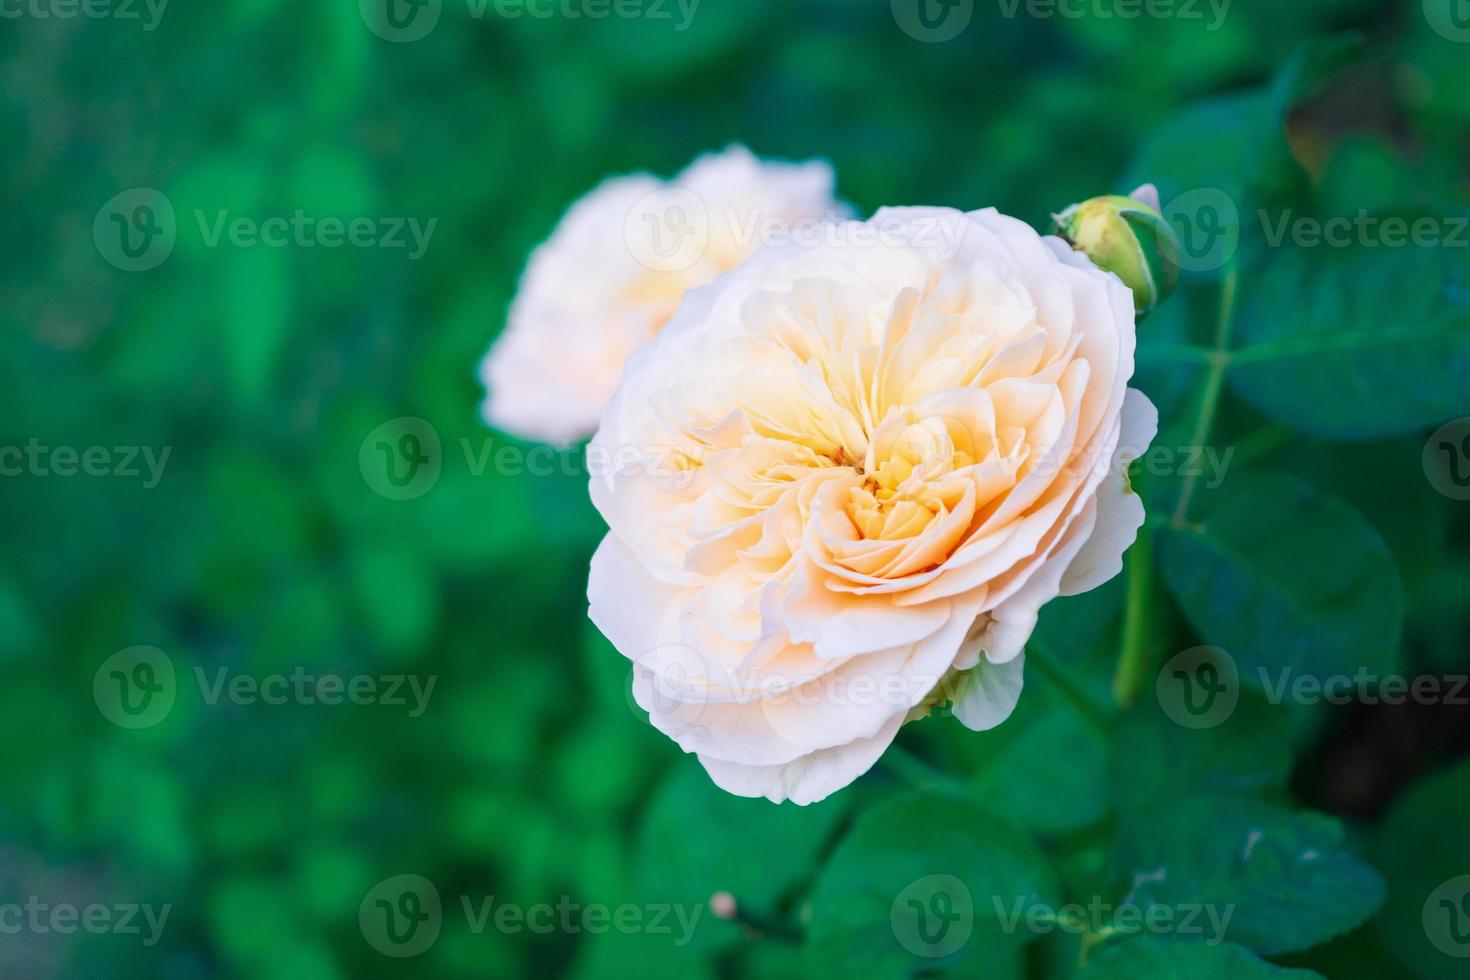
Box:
[1171,264,1239,529]
[1027,640,1113,732]
[1112,520,1154,708]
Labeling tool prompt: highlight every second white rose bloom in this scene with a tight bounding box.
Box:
[588,206,1158,805]
[480,145,845,445]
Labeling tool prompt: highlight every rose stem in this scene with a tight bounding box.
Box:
[1112,518,1154,709]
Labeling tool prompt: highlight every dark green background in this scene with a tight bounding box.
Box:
[2,0,1468,977]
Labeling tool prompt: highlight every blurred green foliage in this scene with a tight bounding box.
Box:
[1,1,1468,978]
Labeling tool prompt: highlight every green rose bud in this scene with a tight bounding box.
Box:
[1053,184,1181,315]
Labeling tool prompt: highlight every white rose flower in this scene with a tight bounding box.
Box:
[587,206,1158,805]
[480,145,845,445]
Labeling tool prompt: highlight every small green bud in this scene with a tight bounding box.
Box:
[1053,184,1181,315]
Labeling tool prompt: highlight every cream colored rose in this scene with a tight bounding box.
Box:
[479,145,844,445]
[588,206,1157,805]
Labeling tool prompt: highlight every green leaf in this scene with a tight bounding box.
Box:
[1229,215,1470,440]
[1374,757,1470,980]
[1160,472,1404,690]
[1116,793,1384,956]
[943,666,1111,835]
[631,764,844,953]
[1114,693,1293,820]
[805,791,1058,978]
[1079,937,1325,978]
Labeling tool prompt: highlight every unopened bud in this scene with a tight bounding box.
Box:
[1054,184,1180,314]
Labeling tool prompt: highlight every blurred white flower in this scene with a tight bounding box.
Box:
[588,206,1156,805]
[480,145,844,445]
